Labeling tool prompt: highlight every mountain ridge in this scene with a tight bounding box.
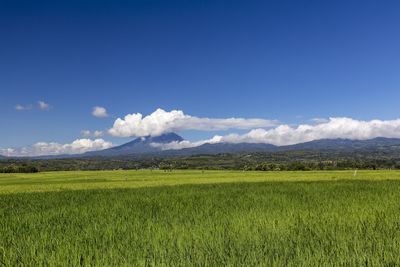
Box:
[3,135,400,159]
[83,133,183,157]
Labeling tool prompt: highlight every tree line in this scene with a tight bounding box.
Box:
[2,151,400,172]
[0,165,39,173]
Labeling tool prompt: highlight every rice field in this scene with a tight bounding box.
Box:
[1,170,400,266]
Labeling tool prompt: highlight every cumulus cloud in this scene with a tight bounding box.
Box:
[14,104,33,111]
[0,139,114,157]
[108,108,277,137]
[92,106,109,118]
[38,101,51,111]
[150,117,400,149]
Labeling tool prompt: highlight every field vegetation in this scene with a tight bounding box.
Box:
[1,170,400,265]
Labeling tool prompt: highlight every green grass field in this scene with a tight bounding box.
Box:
[1,170,400,266]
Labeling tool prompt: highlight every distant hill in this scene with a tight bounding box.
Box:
[149,142,278,158]
[3,135,400,159]
[83,133,184,157]
[148,137,400,158]
[278,137,400,152]
[0,133,184,159]
[108,137,400,159]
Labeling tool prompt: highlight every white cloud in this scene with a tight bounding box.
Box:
[80,130,104,137]
[108,108,277,137]
[150,136,223,150]
[14,104,32,110]
[150,117,400,149]
[92,106,109,118]
[0,139,114,157]
[14,101,51,111]
[93,130,103,137]
[38,101,51,111]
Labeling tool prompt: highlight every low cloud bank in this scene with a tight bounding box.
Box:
[150,136,223,150]
[0,139,114,157]
[151,117,400,149]
[108,108,277,137]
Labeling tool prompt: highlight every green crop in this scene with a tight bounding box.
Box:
[1,170,400,265]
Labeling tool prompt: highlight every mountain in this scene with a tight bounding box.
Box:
[150,137,400,158]
[83,132,184,157]
[181,142,277,154]
[150,142,278,158]
[0,133,184,159]
[279,137,400,152]
[3,135,400,159]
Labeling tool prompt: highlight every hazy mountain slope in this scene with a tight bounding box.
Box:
[3,136,400,159]
[278,138,400,152]
[83,133,184,157]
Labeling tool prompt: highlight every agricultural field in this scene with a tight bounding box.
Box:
[1,170,400,265]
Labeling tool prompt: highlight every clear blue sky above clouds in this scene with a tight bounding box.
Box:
[1,0,400,148]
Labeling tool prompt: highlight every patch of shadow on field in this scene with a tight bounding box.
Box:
[0,178,397,197]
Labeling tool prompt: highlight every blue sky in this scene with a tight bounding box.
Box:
[1,0,400,155]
